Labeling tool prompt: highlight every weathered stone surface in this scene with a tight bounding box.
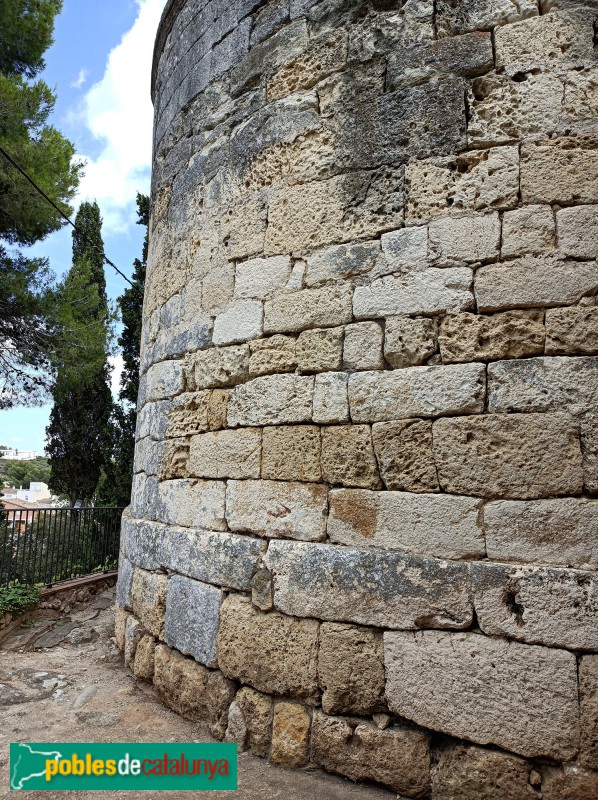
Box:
[542,765,598,800]
[160,438,190,480]
[580,656,598,769]
[212,300,263,346]
[304,241,380,287]
[384,316,438,369]
[248,335,297,377]
[268,28,347,101]
[372,419,439,493]
[145,359,185,401]
[157,479,227,530]
[558,205,598,259]
[251,566,273,612]
[296,327,343,372]
[190,345,249,390]
[154,644,210,721]
[328,489,484,560]
[166,392,214,438]
[488,356,598,415]
[114,607,129,651]
[378,225,428,276]
[224,701,248,750]
[234,255,292,299]
[133,635,156,683]
[226,480,327,541]
[206,670,237,741]
[217,594,319,702]
[428,212,500,266]
[188,428,262,479]
[321,425,381,490]
[318,623,386,715]
[485,497,598,570]
[164,576,222,667]
[271,702,311,768]
[353,268,474,318]
[436,0,538,37]
[583,413,598,493]
[136,399,170,441]
[265,541,473,630]
[343,322,384,371]
[473,561,598,650]
[227,374,314,426]
[501,204,556,258]
[475,257,598,311]
[261,425,321,482]
[116,556,134,610]
[345,3,434,61]
[133,436,164,476]
[431,744,533,800]
[264,286,353,334]
[311,712,431,797]
[124,616,145,669]
[236,687,273,758]
[433,413,583,499]
[439,310,545,363]
[384,630,579,760]
[521,135,598,205]
[546,306,598,355]
[313,372,349,424]
[132,570,168,638]
[348,364,486,423]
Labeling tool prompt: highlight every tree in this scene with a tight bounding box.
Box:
[46,202,113,506]
[0,0,62,79]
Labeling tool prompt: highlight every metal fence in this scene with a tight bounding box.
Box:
[0,507,123,588]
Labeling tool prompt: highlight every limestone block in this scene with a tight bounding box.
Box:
[379,226,428,275]
[116,556,134,610]
[224,701,248,750]
[271,702,311,768]
[213,194,268,261]
[249,335,297,377]
[133,436,163,476]
[160,438,190,481]
[495,10,595,76]
[311,712,431,797]
[261,425,321,482]
[234,256,292,299]
[122,516,162,571]
[321,425,381,490]
[114,607,129,651]
[136,400,170,441]
[521,135,598,205]
[563,65,598,130]
[265,541,473,630]
[439,311,545,363]
[313,372,349,424]
[582,413,598,492]
[226,480,327,541]
[488,355,598,415]
[318,623,386,715]
[133,635,156,683]
[188,428,262,479]
[348,363,486,423]
[546,306,598,356]
[154,644,210,721]
[208,389,228,430]
[431,744,533,800]
[296,327,343,372]
[485,497,598,570]
[580,656,598,769]
[251,0,289,46]
[212,300,263,346]
[353,268,474,318]
[164,575,222,667]
[217,594,319,702]
[436,0,538,36]
[346,3,434,62]
[542,766,598,800]
[124,616,145,669]
[304,240,380,287]
[236,687,273,758]
[433,413,583,499]
[157,479,227,530]
[502,205,556,258]
[405,146,519,223]
[557,205,598,259]
[384,316,438,368]
[475,257,598,311]
[146,359,185,401]
[129,472,160,522]
[343,322,384,371]
[165,392,212,438]
[201,263,235,315]
[372,419,439,493]
[132,570,168,639]
[264,286,353,334]
[387,31,493,90]
[468,73,564,148]
[227,374,314,426]
[252,567,273,612]
[384,630,579,760]
[328,489,484,561]
[191,345,249,390]
[428,213,501,266]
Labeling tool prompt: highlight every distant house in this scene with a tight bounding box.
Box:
[2,498,44,534]
[0,448,38,461]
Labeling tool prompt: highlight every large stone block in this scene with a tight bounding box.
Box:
[160,438,190,481]
[265,541,473,630]
[226,480,327,541]
[313,371,349,424]
[212,300,264,346]
[295,327,343,372]
[133,635,156,684]
[116,556,134,610]
[582,413,598,493]
[328,489,484,561]
[227,374,314,426]
[501,204,556,258]
[124,616,145,669]
[145,359,185,401]
[248,335,297,377]
[164,576,222,667]
[580,656,598,769]
[165,391,224,439]
[433,413,583,499]
[384,630,579,760]
[321,425,381,490]
[436,0,538,36]
[372,419,439,493]
[190,345,249,390]
[123,514,162,570]
[261,424,321,482]
[311,712,431,797]
[188,428,262,479]
[431,744,534,800]
[557,205,598,259]
[264,286,353,334]
[217,594,319,702]
[318,623,386,715]
[234,255,292,300]
[132,569,168,639]
[379,226,428,275]
[488,356,598,415]
[485,497,598,570]
[270,702,311,768]
[546,306,598,355]
[521,135,598,205]
[348,363,486,423]
[439,310,545,363]
[236,687,273,758]
[542,765,598,800]
[343,322,384,371]
[303,240,381,287]
[384,316,438,369]
[428,213,500,266]
[156,479,227,530]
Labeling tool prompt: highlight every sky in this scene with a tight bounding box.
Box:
[0,0,167,455]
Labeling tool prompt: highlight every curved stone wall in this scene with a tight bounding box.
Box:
[117,0,598,796]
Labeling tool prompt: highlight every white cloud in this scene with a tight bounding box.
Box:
[75,0,166,232]
[109,354,125,398]
[70,68,88,89]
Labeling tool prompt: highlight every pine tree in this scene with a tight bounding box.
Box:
[46,202,113,506]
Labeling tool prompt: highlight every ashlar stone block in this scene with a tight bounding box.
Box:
[313,372,349,424]
[132,569,168,638]
[371,419,439,493]
[580,655,598,769]
[296,327,343,372]
[248,335,297,377]
[236,687,273,758]
[384,316,438,368]
[321,425,381,490]
[212,300,263,346]
[557,205,598,259]
[188,428,262,479]
[264,285,353,334]
[156,479,227,530]
[436,0,538,37]
[271,702,311,768]
[227,374,314,426]
[521,135,598,205]
[546,306,598,355]
[261,424,321,482]
[501,204,556,258]
[428,212,501,266]
[431,744,534,800]
[190,344,249,390]
[303,240,380,287]
[234,255,292,299]
[343,322,384,371]
[164,575,222,668]
[439,310,545,363]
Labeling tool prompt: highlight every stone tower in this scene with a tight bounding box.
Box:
[116,0,598,795]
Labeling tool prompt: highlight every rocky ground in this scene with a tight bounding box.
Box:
[0,586,393,799]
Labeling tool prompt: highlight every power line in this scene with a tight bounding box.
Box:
[0,143,135,289]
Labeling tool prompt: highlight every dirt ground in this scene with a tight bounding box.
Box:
[0,587,394,799]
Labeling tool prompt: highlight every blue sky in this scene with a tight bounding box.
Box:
[0,0,167,454]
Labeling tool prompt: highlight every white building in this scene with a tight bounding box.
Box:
[14,482,52,503]
[1,448,38,461]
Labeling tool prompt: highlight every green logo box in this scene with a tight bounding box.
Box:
[10,742,237,791]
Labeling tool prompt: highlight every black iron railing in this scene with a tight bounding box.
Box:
[0,507,123,588]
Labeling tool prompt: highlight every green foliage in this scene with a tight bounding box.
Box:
[0,584,39,616]
[0,456,50,486]
[0,0,62,79]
